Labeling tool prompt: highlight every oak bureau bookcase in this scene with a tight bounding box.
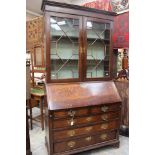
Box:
[41,1,122,155]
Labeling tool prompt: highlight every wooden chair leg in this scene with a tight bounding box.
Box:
[40,98,44,130]
[29,99,33,130]
[44,95,47,108]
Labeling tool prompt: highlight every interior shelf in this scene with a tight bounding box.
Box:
[50,35,110,42]
[50,59,110,61]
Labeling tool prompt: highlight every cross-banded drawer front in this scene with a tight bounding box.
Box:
[54,130,117,153]
[53,120,119,141]
[91,104,121,114]
[53,111,120,129]
[53,108,89,119]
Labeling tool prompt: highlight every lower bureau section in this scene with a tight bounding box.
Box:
[45,82,122,155]
[54,130,117,153]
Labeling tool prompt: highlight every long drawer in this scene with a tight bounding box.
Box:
[54,120,119,141]
[52,103,121,119]
[54,130,117,153]
[53,111,120,129]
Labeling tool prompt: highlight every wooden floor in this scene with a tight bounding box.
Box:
[29,108,129,155]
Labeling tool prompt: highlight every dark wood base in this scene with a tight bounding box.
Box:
[45,136,120,155]
[120,126,129,137]
[113,141,120,148]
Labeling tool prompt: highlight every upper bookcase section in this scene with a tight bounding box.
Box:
[41,0,117,17]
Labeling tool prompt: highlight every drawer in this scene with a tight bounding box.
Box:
[54,120,119,141]
[91,103,121,114]
[53,108,89,119]
[54,130,117,153]
[53,111,120,129]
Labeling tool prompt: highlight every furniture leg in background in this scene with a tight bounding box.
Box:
[26,61,32,155]
[31,89,45,130]
[26,101,32,155]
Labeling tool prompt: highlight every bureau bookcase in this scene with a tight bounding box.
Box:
[41,1,121,155]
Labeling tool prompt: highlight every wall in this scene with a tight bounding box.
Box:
[113,12,129,48]
[82,0,112,11]
[71,0,95,5]
[26,12,39,21]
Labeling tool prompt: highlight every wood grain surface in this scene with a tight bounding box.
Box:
[46,81,121,110]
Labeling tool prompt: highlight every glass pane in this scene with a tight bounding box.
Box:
[35,47,42,66]
[50,16,79,79]
[86,21,110,78]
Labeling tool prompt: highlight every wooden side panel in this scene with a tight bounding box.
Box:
[114,81,129,127]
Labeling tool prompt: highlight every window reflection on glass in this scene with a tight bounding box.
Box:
[50,16,80,79]
[86,21,110,78]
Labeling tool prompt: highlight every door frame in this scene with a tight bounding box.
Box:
[45,12,83,83]
[82,16,113,81]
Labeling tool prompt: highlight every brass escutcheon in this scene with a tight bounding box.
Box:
[101,124,108,129]
[85,126,93,131]
[67,130,75,137]
[85,136,92,141]
[67,141,76,148]
[101,106,109,112]
[86,116,92,122]
[67,118,75,126]
[100,134,107,140]
[101,115,108,121]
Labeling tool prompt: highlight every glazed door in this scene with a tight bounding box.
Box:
[45,12,83,83]
[83,17,113,81]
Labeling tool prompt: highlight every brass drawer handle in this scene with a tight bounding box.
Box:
[67,141,76,148]
[85,126,93,132]
[85,136,92,141]
[101,115,108,121]
[101,106,109,112]
[86,116,93,122]
[100,134,107,140]
[67,118,75,126]
[67,130,75,137]
[68,110,76,117]
[101,124,108,129]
